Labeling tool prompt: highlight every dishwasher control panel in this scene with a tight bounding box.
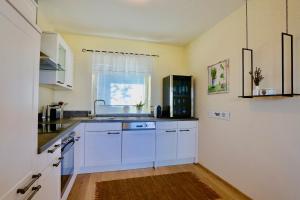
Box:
[122,122,156,130]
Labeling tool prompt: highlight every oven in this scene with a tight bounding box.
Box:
[61,131,75,196]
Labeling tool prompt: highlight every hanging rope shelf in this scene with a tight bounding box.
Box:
[239,0,300,98]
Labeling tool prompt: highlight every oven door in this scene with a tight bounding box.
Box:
[61,136,75,195]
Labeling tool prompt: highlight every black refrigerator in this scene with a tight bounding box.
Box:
[162,75,194,118]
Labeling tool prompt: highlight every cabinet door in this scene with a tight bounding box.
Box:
[74,124,83,172]
[122,131,155,164]
[0,1,40,198]
[65,45,74,89]
[85,131,122,167]
[156,130,177,161]
[32,160,61,200]
[56,41,67,85]
[177,128,196,159]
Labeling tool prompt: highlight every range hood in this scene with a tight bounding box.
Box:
[40,52,64,71]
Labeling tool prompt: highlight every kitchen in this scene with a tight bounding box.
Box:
[1,0,300,200]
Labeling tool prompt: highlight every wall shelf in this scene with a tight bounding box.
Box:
[239,94,300,98]
[239,32,295,99]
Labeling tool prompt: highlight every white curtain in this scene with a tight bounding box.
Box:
[92,52,153,74]
[91,52,154,114]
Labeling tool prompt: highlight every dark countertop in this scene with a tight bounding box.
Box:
[38,117,198,154]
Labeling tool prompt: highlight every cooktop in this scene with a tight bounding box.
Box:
[38,123,73,134]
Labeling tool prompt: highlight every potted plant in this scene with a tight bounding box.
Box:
[136,101,144,113]
[249,67,264,95]
[211,68,217,87]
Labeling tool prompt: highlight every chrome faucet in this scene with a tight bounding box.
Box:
[93,99,106,117]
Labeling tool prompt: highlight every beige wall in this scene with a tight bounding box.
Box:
[186,0,300,199]
[53,34,188,110]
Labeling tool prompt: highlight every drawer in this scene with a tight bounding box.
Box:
[85,123,122,132]
[156,121,177,130]
[36,140,61,172]
[7,0,37,26]
[178,121,197,129]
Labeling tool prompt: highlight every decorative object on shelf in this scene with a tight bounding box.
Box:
[239,0,299,98]
[249,67,264,95]
[136,101,144,113]
[208,59,229,94]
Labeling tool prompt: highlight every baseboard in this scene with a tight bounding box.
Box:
[79,162,155,174]
[196,163,251,200]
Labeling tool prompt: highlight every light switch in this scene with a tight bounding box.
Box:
[208,111,230,121]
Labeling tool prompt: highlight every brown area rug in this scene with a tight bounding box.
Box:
[95,172,220,200]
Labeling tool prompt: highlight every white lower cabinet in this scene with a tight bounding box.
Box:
[82,121,197,172]
[156,129,177,161]
[32,141,61,200]
[85,131,122,167]
[122,130,156,164]
[33,161,61,200]
[177,128,196,159]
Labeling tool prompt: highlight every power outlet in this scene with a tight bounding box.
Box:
[208,111,230,121]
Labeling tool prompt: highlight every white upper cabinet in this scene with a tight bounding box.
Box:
[40,32,74,90]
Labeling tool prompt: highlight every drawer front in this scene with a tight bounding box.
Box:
[177,128,196,159]
[36,140,61,172]
[122,130,155,164]
[85,123,122,132]
[156,130,177,161]
[178,121,197,129]
[7,0,37,26]
[156,121,177,130]
[85,131,122,167]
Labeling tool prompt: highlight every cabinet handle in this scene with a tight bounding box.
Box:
[67,85,72,88]
[26,185,41,200]
[48,144,61,154]
[53,157,63,167]
[17,174,41,194]
[107,132,120,135]
[165,130,176,133]
[180,129,190,132]
[57,81,64,84]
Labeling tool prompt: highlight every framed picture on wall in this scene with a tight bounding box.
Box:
[208,59,229,94]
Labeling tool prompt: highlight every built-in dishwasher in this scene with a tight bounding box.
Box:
[122,122,156,164]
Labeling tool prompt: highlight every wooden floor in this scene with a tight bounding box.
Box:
[68,164,250,200]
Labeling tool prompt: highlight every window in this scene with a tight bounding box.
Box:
[91,53,153,114]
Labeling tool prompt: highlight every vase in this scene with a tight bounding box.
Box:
[253,86,260,96]
[212,79,216,86]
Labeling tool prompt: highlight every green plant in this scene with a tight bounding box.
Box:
[211,68,217,80]
[136,101,144,110]
[249,67,264,86]
[220,73,224,79]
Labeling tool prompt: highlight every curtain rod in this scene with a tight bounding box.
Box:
[82,48,159,57]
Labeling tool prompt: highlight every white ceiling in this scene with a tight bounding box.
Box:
[39,0,244,45]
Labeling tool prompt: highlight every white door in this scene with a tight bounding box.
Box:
[122,130,155,164]
[0,1,40,199]
[156,130,178,162]
[177,128,196,159]
[85,131,122,167]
